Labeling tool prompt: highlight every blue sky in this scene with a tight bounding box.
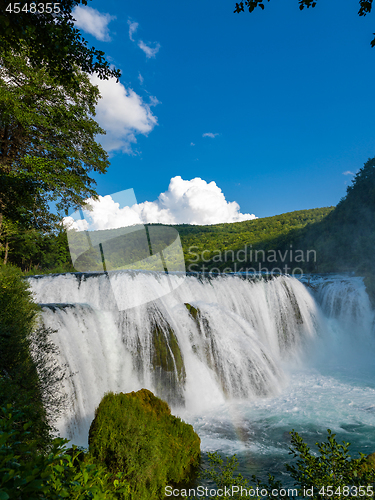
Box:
[72,0,375,222]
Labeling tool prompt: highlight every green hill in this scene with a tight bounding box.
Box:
[174,207,334,274]
[259,157,375,276]
[176,157,375,277]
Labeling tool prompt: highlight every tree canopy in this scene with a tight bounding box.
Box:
[0,49,110,263]
[0,0,120,85]
[234,0,375,47]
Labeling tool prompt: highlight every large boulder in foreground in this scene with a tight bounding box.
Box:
[88,389,200,499]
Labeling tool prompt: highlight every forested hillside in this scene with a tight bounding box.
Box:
[176,207,333,274]
[259,157,375,276]
[178,157,375,276]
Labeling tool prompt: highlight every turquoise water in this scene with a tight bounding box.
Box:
[181,367,375,485]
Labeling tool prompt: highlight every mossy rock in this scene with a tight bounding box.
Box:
[184,302,209,345]
[126,386,169,411]
[89,389,200,499]
[184,303,210,358]
[281,280,303,325]
[151,323,185,380]
[184,302,201,321]
[184,303,228,393]
[151,320,186,405]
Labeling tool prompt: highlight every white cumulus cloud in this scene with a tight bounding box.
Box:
[203,132,219,138]
[73,5,115,42]
[343,170,354,175]
[138,40,161,58]
[91,75,158,153]
[64,177,257,231]
[128,20,138,41]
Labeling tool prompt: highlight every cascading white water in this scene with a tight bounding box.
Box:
[315,275,375,336]
[301,275,375,375]
[28,272,321,446]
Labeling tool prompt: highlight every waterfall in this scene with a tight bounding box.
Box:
[29,271,373,473]
[28,272,322,446]
[314,275,374,333]
[301,275,375,375]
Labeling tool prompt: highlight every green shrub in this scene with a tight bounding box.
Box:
[284,429,375,498]
[197,430,375,499]
[0,264,50,447]
[0,405,130,500]
[89,389,201,499]
[0,264,70,450]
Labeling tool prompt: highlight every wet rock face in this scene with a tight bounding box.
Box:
[184,302,200,321]
[116,302,187,407]
[151,320,186,406]
[184,302,278,398]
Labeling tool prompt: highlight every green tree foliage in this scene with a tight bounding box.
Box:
[284,429,375,499]
[0,0,120,87]
[197,430,375,499]
[233,0,375,47]
[2,229,74,273]
[199,452,250,497]
[0,48,109,264]
[0,48,109,217]
[336,157,375,223]
[89,389,201,499]
[0,265,67,448]
[0,264,47,444]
